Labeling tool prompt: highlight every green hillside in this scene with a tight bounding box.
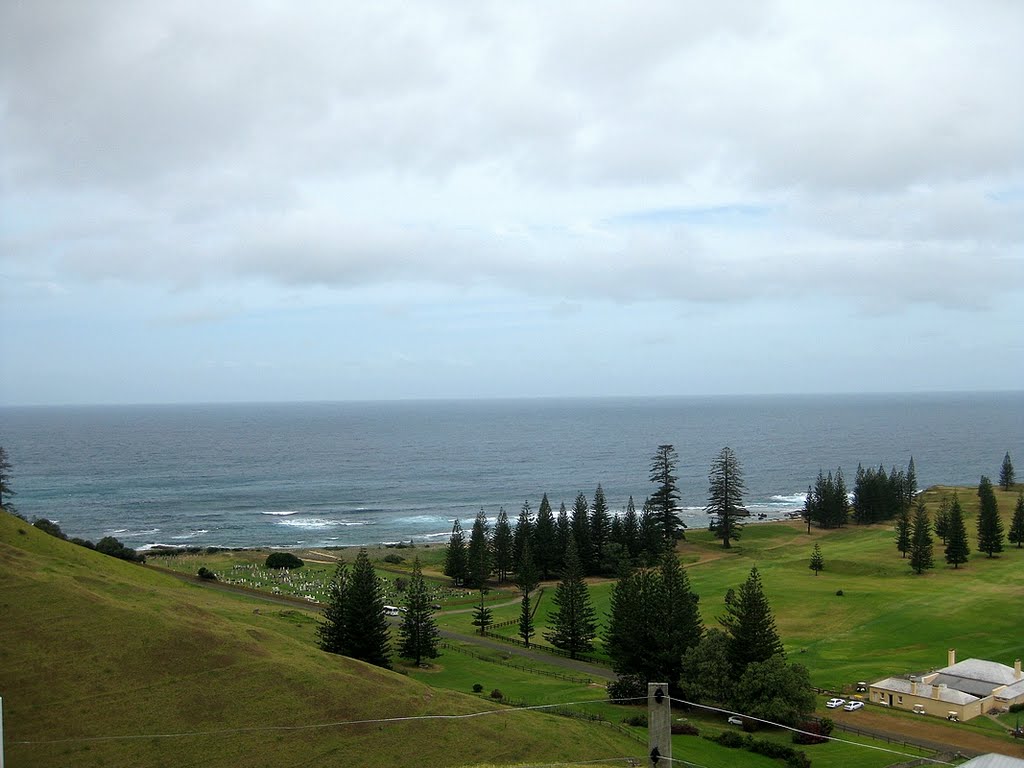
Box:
[0,511,638,768]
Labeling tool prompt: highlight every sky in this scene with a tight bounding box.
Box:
[2,1,1022,406]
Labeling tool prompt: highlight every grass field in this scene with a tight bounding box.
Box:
[0,512,639,768]
[4,482,1023,767]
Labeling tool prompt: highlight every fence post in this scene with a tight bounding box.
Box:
[648,683,671,766]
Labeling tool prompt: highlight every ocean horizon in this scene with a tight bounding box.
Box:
[2,391,1020,550]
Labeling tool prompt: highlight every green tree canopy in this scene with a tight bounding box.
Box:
[976,475,1004,557]
[0,446,15,511]
[944,497,970,569]
[718,567,784,673]
[733,655,816,727]
[1010,493,1024,549]
[532,493,558,580]
[1000,451,1015,491]
[705,446,750,548]
[649,444,685,542]
[443,518,467,584]
[397,558,440,665]
[809,542,824,576]
[679,629,734,708]
[491,507,513,583]
[544,538,596,659]
[466,508,492,589]
[319,549,391,668]
[909,500,934,575]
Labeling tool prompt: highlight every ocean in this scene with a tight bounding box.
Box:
[1,393,1020,550]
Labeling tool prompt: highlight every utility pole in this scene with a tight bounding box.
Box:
[647,682,671,767]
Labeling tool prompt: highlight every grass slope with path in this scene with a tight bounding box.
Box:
[0,511,639,768]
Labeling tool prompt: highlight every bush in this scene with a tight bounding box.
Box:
[472,683,483,693]
[383,553,405,564]
[393,577,408,592]
[70,537,95,549]
[1010,703,1024,714]
[835,589,844,596]
[95,536,145,563]
[265,552,304,569]
[33,518,67,539]
[489,689,503,700]
[197,567,217,581]
[607,673,647,703]
[622,714,648,727]
[671,722,699,736]
[712,731,747,749]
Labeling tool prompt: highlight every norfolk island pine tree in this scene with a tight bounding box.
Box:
[544,538,597,659]
[1010,493,1024,549]
[944,497,970,569]
[398,558,440,666]
[705,446,750,548]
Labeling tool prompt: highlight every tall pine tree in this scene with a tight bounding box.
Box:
[492,507,513,583]
[513,501,533,573]
[466,508,492,589]
[909,500,934,575]
[705,446,750,548]
[345,548,392,668]
[533,493,558,580]
[1000,452,1015,491]
[718,567,783,673]
[443,518,467,585]
[976,475,1004,557]
[649,444,685,542]
[317,560,351,654]
[398,558,440,665]
[571,491,594,575]
[544,538,597,659]
[894,507,911,558]
[1010,493,1024,549]
[590,484,611,572]
[944,497,970,569]
[516,537,539,647]
[809,542,824,576]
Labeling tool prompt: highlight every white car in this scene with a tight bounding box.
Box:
[825,698,845,709]
[727,716,743,726]
[843,700,864,711]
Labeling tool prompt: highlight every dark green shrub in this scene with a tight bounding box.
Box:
[490,689,503,699]
[472,683,483,693]
[265,552,304,569]
[70,537,95,549]
[713,731,746,749]
[33,518,66,539]
[622,714,648,727]
[607,674,647,702]
[671,722,699,735]
[197,567,217,580]
[383,553,404,564]
[1010,703,1024,714]
[95,536,145,563]
[836,589,844,596]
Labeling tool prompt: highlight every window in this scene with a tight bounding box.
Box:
[898,696,903,704]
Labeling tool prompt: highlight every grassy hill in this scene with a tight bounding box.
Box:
[0,510,638,768]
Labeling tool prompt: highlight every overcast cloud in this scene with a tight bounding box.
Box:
[1,1,1022,404]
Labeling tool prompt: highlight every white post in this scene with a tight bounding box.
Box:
[647,682,671,767]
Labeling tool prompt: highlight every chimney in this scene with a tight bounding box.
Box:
[911,678,919,696]
[948,648,956,667]
[931,684,940,700]
[1016,659,1021,680]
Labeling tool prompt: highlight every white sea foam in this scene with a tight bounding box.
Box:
[137,542,185,551]
[171,529,210,540]
[275,517,369,530]
[260,510,301,516]
[770,492,808,505]
[117,528,160,538]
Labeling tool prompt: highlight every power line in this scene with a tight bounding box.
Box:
[11,697,649,746]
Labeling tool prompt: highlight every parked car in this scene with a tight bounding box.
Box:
[825,698,846,708]
[727,716,743,726]
[843,701,864,711]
